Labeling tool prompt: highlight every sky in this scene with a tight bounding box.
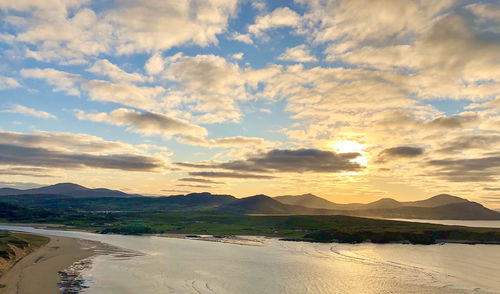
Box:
[0,0,500,208]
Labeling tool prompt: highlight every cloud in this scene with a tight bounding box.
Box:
[21,68,81,96]
[377,146,424,162]
[76,108,208,139]
[0,130,137,154]
[483,187,500,191]
[428,156,500,182]
[178,178,223,184]
[80,80,166,111]
[2,104,56,119]
[176,184,212,188]
[249,7,300,37]
[278,45,317,63]
[179,148,362,174]
[231,52,244,60]
[229,32,253,44]
[161,54,246,123]
[88,59,145,83]
[426,113,480,129]
[0,167,55,178]
[436,134,500,153]
[177,135,276,148]
[2,0,239,63]
[0,75,21,90]
[0,143,163,171]
[144,52,165,75]
[77,109,276,148]
[188,171,275,179]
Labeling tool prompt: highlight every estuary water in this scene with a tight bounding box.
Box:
[1,225,499,294]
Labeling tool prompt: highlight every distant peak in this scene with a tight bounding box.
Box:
[372,198,399,203]
[48,183,88,190]
[430,194,468,201]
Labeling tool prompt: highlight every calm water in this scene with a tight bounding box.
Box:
[389,219,500,228]
[1,226,499,294]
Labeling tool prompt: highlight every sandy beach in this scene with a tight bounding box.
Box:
[0,235,98,294]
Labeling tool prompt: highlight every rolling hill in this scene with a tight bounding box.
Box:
[0,183,498,220]
[274,194,500,220]
[0,183,140,198]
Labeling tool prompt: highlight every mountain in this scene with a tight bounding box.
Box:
[219,195,332,215]
[364,198,403,209]
[0,183,139,198]
[351,202,500,220]
[275,193,470,210]
[274,194,342,209]
[274,193,500,220]
[404,194,469,207]
[221,195,294,214]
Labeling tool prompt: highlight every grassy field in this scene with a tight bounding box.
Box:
[1,209,499,245]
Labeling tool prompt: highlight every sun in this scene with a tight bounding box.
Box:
[330,140,368,167]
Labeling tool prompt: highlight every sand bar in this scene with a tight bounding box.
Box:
[0,235,99,294]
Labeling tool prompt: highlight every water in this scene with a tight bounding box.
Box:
[389,219,500,228]
[1,226,499,294]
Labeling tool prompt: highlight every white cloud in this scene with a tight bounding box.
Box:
[2,104,56,119]
[278,45,317,63]
[162,54,246,123]
[80,80,166,111]
[1,0,239,63]
[144,52,165,75]
[0,75,20,90]
[20,68,81,96]
[178,135,276,148]
[231,52,244,60]
[88,59,144,83]
[249,7,301,37]
[229,32,253,44]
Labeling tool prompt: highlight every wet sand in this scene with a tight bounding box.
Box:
[0,235,99,294]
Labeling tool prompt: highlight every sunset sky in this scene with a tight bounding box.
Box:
[0,0,499,208]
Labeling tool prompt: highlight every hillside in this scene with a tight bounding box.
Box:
[0,183,139,198]
[0,183,498,220]
[274,193,500,220]
[351,202,500,220]
[0,231,49,277]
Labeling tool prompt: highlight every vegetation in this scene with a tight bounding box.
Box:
[0,188,499,245]
[0,230,48,260]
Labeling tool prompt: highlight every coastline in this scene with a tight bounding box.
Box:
[0,234,100,294]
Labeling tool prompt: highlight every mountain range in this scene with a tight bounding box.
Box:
[0,183,139,198]
[0,183,498,220]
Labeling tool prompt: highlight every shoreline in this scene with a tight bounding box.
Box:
[1,223,499,247]
[0,234,101,294]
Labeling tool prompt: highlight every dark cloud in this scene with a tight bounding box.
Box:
[426,113,479,129]
[437,134,500,153]
[179,149,362,174]
[0,167,55,177]
[428,156,500,182]
[484,187,500,191]
[0,144,162,171]
[189,172,275,179]
[176,184,212,188]
[377,146,424,162]
[0,131,129,153]
[161,189,190,193]
[178,178,223,184]
[0,181,44,190]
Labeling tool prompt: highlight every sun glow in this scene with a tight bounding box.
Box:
[331,140,368,167]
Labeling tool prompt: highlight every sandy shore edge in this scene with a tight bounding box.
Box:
[0,234,101,294]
